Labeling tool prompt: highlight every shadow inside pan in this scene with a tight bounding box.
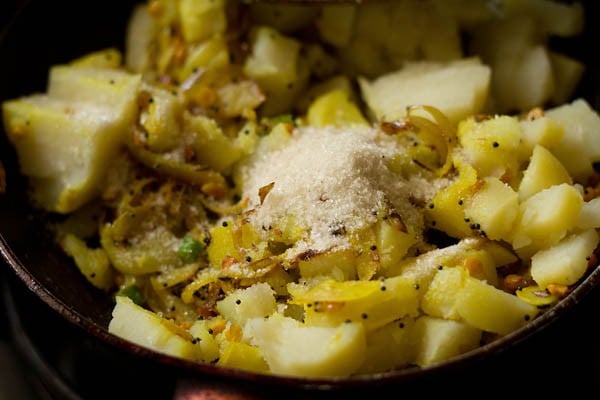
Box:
[2,0,600,395]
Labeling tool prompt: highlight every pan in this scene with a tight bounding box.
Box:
[2,0,600,398]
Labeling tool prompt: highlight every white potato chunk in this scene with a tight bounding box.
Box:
[359,57,491,125]
[531,229,599,288]
[545,99,600,182]
[244,313,366,377]
[216,282,277,327]
[455,276,539,335]
[413,315,481,367]
[518,145,572,201]
[109,296,202,361]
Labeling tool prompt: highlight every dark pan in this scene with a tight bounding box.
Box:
[2,0,600,398]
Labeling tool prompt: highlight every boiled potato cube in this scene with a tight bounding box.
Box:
[376,216,417,271]
[178,0,226,43]
[511,183,583,258]
[413,316,482,367]
[459,249,499,286]
[577,197,600,230]
[139,83,183,152]
[425,158,478,238]
[421,266,468,320]
[243,313,366,377]
[298,277,420,331]
[531,229,599,288]
[518,145,572,201]
[455,276,539,335]
[243,26,307,116]
[109,296,202,360]
[188,319,220,363]
[518,116,565,160]
[359,57,491,125]
[457,115,522,184]
[464,177,519,241]
[217,341,269,373]
[358,317,417,374]
[545,98,600,183]
[48,65,141,111]
[306,89,368,128]
[2,95,134,213]
[216,282,277,327]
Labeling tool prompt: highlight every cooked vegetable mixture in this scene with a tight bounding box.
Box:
[3,0,599,377]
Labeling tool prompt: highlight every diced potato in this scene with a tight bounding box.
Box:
[109,296,202,361]
[48,66,141,111]
[178,0,226,43]
[413,316,481,367]
[243,26,308,116]
[139,83,183,152]
[511,183,583,258]
[421,266,468,320]
[459,249,498,286]
[295,75,354,113]
[518,116,565,160]
[545,98,600,182]
[2,94,136,213]
[530,229,599,288]
[577,197,600,230]
[216,283,277,327]
[298,277,420,331]
[518,145,572,201]
[359,57,491,125]
[479,240,519,267]
[425,158,478,238]
[217,341,269,373]
[358,317,417,374]
[464,177,519,241]
[457,115,522,184]
[243,313,366,377]
[60,233,114,290]
[306,89,368,128]
[188,319,220,363]
[455,276,539,335]
[376,216,417,271]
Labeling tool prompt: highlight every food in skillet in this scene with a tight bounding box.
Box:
[2,0,597,377]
